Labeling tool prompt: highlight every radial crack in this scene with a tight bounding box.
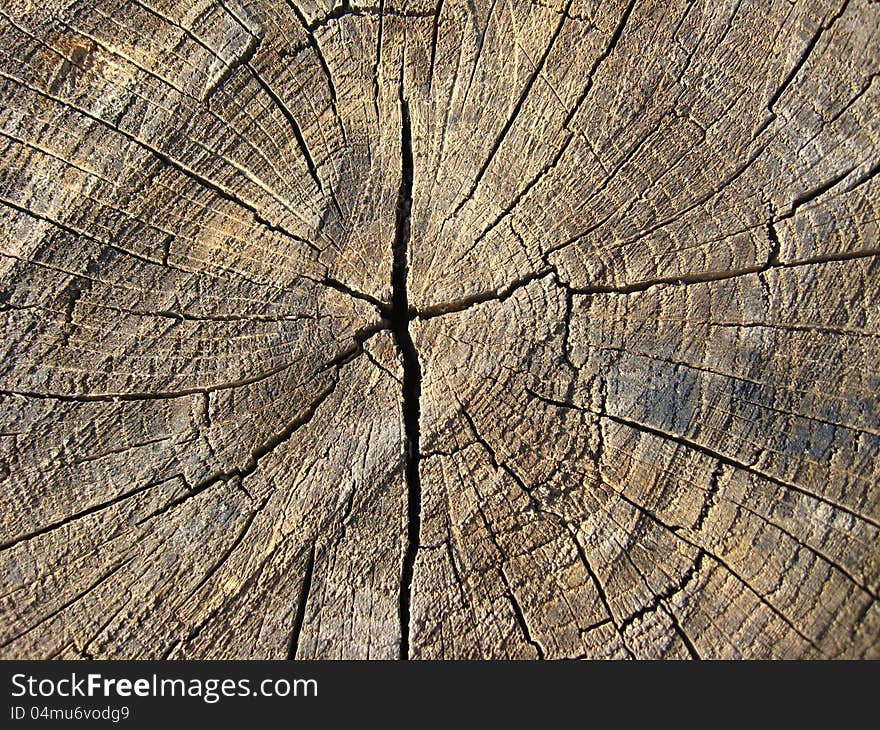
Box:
[388,87,422,660]
[287,542,316,659]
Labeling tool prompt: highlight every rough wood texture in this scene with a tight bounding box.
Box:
[0,0,878,659]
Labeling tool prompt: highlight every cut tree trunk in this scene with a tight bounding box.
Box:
[0,0,878,660]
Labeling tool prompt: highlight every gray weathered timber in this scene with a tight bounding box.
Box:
[0,0,878,659]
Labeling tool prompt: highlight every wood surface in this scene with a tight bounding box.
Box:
[0,0,878,659]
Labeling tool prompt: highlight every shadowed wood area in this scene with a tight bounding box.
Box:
[0,0,878,659]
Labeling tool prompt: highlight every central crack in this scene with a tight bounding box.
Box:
[388,89,421,660]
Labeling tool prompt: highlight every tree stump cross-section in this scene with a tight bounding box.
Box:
[0,0,878,659]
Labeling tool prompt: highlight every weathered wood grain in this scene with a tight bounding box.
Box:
[0,0,878,659]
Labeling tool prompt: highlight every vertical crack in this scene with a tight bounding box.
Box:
[766,210,781,267]
[389,87,422,660]
[287,542,316,660]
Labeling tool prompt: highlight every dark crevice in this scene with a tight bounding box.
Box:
[372,1,386,122]
[215,0,323,194]
[283,1,338,103]
[307,0,354,32]
[766,209,781,267]
[560,281,577,400]
[318,274,388,314]
[0,196,159,269]
[0,80,319,251]
[462,0,499,100]
[551,246,880,300]
[364,348,401,383]
[72,435,172,465]
[282,1,350,155]
[461,132,574,261]
[445,538,467,602]
[57,276,88,348]
[102,305,312,324]
[619,551,705,634]
[0,474,184,554]
[451,0,574,217]
[6,46,316,250]
[752,1,849,138]
[604,412,880,531]
[460,406,632,659]
[180,495,269,608]
[560,520,635,659]
[135,356,366,524]
[161,234,172,267]
[563,0,637,126]
[843,157,880,196]
[766,0,849,116]
[594,375,608,465]
[412,267,554,320]
[397,229,880,327]
[339,487,356,529]
[287,542,316,659]
[461,408,532,500]
[669,611,702,660]
[0,557,135,649]
[546,400,879,602]
[524,386,576,411]
[306,2,434,32]
[427,0,445,91]
[474,503,545,659]
[0,329,382,404]
[449,0,636,264]
[403,242,879,325]
[388,89,422,661]
[202,25,262,101]
[619,486,824,653]
[779,163,858,221]
[247,68,323,194]
[693,462,723,532]
[548,142,766,258]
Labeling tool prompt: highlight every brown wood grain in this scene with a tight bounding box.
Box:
[0,0,878,659]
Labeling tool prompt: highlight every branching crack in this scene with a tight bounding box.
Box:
[134,358,359,524]
[388,87,422,660]
[460,406,631,658]
[474,503,546,659]
[412,268,555,320]
[619,551,705,634]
